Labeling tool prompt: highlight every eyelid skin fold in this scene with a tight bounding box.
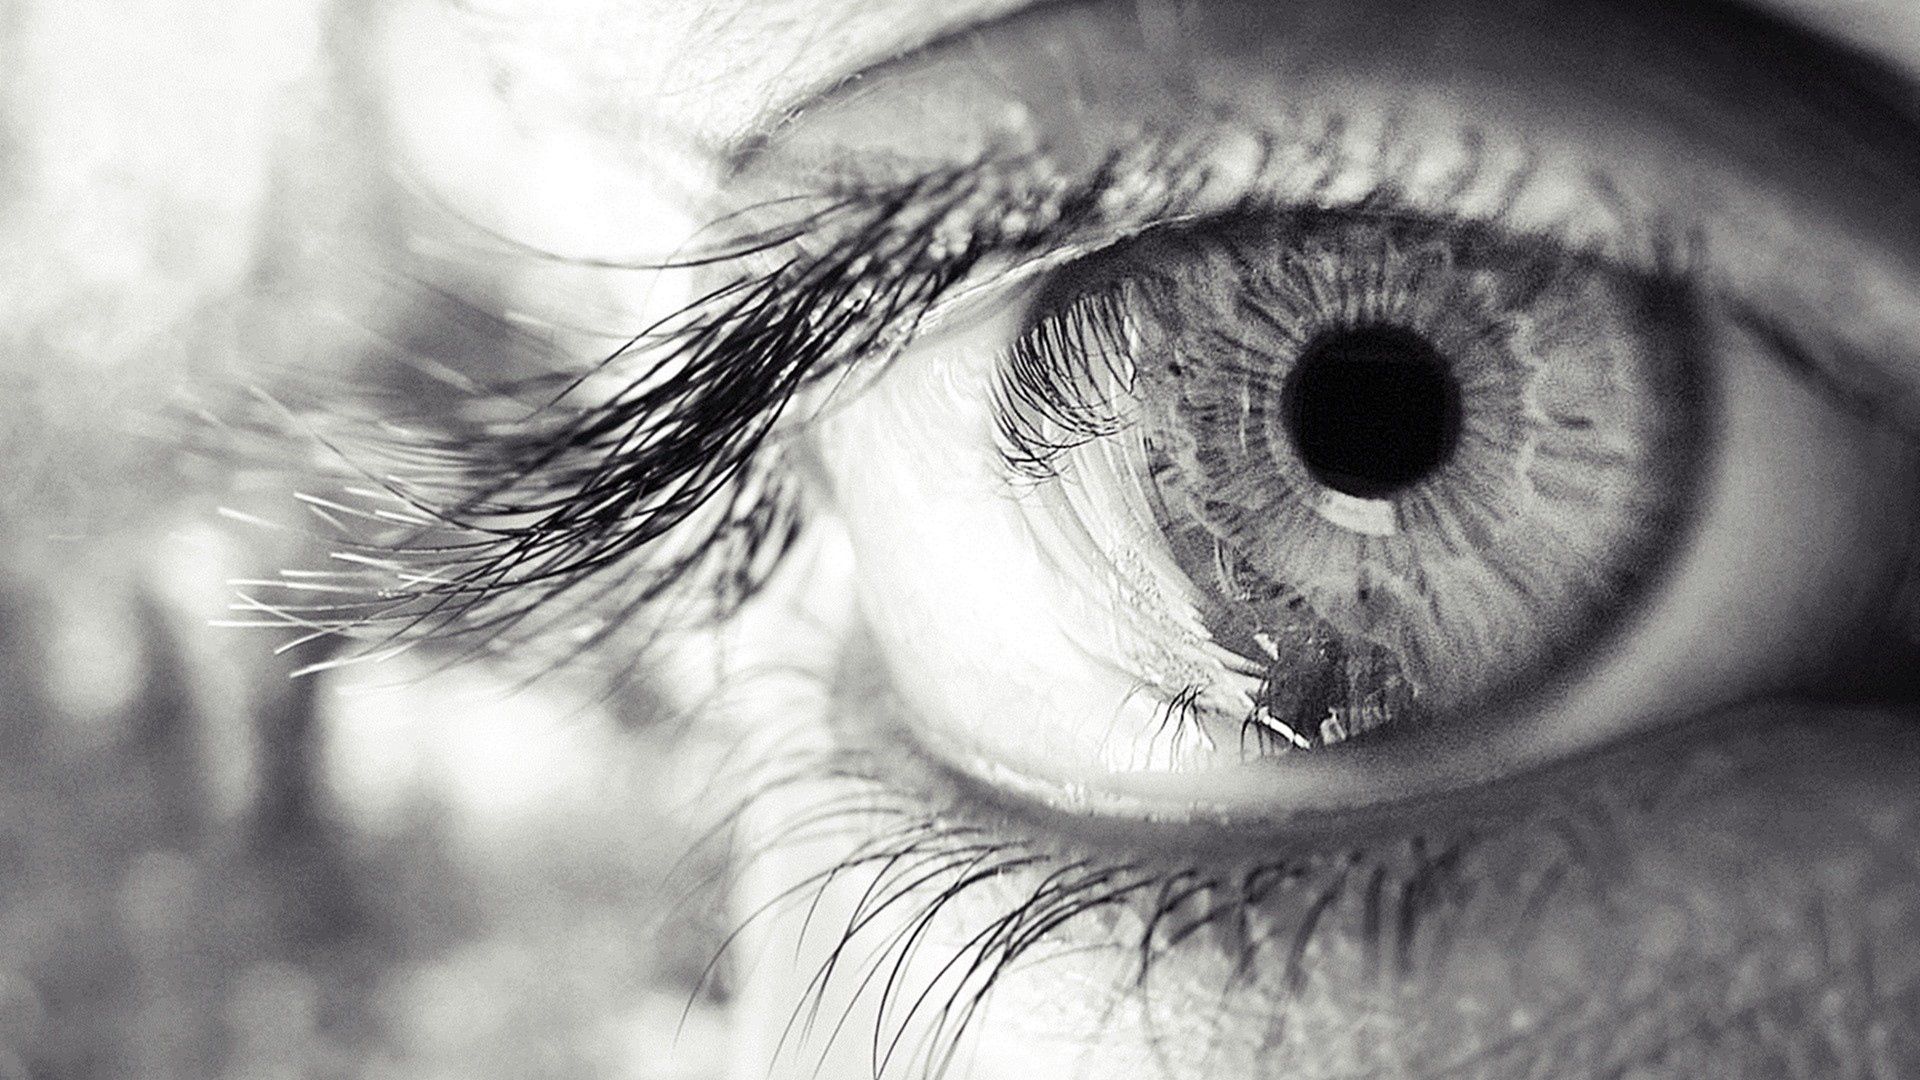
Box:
[743,0,1920,438]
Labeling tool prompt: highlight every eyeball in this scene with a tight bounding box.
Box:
[811,203,1917,821]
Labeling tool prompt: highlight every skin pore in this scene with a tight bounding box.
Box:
[1,0,1916,1078]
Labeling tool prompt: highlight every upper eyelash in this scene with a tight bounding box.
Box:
[237,173,1033,652]
[232,134,1240,665]
[992,284,1142,480]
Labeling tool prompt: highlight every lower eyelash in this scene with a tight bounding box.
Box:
[697,582,1808,1077]
[685,619,1531,1079]
[710,729,1495,1080]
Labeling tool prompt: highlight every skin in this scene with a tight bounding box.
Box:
[0,1,1915,1078]
[679,3,1920,1077]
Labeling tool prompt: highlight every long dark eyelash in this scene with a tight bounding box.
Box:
[242,185,961,656]
[698,730,1505,1080]
[232,140,1230,670]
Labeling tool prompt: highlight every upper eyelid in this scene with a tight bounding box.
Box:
[750,134,1920,450]
[737,177,1920,466]
[740,0,1920,193]
[730,0,1920,378]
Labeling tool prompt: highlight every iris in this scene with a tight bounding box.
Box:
[999,207,1705,745]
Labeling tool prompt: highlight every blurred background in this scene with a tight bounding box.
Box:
[0,1,732,1076]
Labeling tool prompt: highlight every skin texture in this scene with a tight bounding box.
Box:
[0,1,1915,1079]
[431,0,1920,152]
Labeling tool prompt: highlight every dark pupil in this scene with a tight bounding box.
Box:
[1280,325,1463,499]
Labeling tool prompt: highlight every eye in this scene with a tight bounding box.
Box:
[235,1,1920,1075]
[812,201,1911,822]
[772,14,1920,822]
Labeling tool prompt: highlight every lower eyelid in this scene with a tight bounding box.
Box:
[727,650,1920,1076]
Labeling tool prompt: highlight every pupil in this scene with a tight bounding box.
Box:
[1280,325,1463,499]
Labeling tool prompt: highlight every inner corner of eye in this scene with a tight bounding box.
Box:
[820,200,1733,814]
